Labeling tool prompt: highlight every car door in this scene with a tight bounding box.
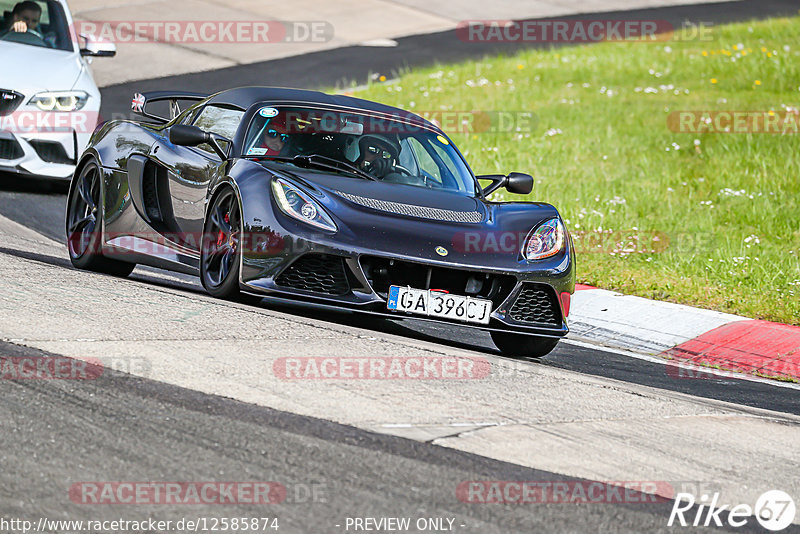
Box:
[149,104,244,250]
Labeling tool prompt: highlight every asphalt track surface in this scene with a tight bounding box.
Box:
[1,2,799,532]
[0,339,776,534]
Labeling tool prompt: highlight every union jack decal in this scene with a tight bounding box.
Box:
[131,93,145,112]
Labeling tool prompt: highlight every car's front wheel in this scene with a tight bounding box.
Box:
[66,159,135,277]
[200,186,259,304]
[490,331,560,359]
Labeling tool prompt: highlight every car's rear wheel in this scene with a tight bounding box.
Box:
[490,331,560,359]
[200,186,260,304]
[66,160,135,277]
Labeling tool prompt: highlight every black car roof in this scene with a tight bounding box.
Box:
[206,86,436,129]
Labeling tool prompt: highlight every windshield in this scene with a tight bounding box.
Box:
[243,105,478,195]
[0,0,73,51]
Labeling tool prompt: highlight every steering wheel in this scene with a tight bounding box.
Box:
[392,164,413,176]
[1,30,47,46]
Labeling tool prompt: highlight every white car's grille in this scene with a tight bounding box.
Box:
[0,90,24,117]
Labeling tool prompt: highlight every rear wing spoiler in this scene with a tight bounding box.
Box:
[130,91,208,123]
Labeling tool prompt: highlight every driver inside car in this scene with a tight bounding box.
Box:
[4,1,42,36]
[254,116,296,157]
[355,134,401,179]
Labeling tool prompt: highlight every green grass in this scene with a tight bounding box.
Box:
[349,17,800,324]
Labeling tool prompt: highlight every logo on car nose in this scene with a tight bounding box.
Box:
[435,246,448,256]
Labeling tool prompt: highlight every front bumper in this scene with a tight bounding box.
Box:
[240,235,574,337]
[0,127,85,180]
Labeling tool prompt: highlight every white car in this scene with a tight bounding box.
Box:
[0,0,115,181]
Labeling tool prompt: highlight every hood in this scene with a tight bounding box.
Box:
[0,41,83,96]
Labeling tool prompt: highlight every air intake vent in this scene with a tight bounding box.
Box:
[275,254,350,295]
[29,140,73,164]
[0,138,23,160]
[336,191,483,223]
[508,283,561,326]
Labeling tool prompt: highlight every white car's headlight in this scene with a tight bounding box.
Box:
[272,178,337,232]
[523,218,566,260]
[29,91,89,111]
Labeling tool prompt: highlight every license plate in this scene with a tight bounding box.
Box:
[386,285,492,324]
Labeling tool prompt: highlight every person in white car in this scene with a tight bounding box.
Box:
[7,1,42,34]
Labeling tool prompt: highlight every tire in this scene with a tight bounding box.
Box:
[490,331,560,359]
[200,186,260,304]
[66,160,135,277]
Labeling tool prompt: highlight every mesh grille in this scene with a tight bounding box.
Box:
[0,90,24,117]
[0,138,23,160]
[275,254,350,295]
[508,283,561,326]
[336,191,483,223]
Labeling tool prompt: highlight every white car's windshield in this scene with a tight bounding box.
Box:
[243,105,478,195]
[0,0,73,51]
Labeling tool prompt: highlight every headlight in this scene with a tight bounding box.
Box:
[29,91,89,111]
[271,178,337,232]
[523,218,566,260]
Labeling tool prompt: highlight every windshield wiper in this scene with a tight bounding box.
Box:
[252,154,377,181]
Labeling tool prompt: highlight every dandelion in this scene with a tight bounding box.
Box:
[379,75,386,82]
[710,78,718,84]
[702,51,708,56]
[517,64,524,69]
[754,80,761,86]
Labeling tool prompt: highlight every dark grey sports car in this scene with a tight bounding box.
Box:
[65,87,575,358]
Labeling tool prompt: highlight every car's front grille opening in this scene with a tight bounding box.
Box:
[0,138,23,160]
[508,283,562,326]
[360,255,516,306]
[29,140,73,164]
[274,254,350,295]
[0,90,24,116]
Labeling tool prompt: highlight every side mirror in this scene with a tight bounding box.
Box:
[477,172,534,196]
[170,124,209,146]
[169,124,231,160]
[79,33,116,57]
[505,172,534,195]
